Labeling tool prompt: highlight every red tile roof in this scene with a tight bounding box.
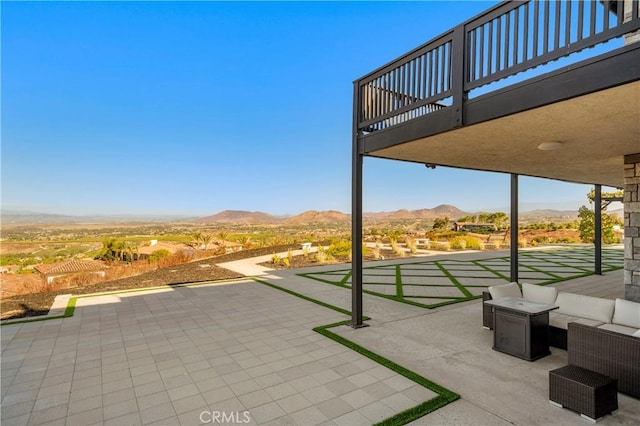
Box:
[35,259,106,275]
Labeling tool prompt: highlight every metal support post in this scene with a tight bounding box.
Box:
[510,174,519,283]
[594,184,602,275]
[351,83,366,328]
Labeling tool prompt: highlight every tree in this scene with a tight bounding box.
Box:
[577,206,622,244]
[432,217,450,231]
[200,234,214,250]
[97,238,124,262]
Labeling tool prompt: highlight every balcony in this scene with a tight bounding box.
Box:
[353,0,640,187]
[350,0,640,326]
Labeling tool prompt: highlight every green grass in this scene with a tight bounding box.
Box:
[252,278,460,425]
[299,247,624,311]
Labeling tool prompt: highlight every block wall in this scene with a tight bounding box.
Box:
[624,153,640,302]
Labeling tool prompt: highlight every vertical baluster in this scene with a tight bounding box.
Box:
[496,16,502,71]
[554,0,561,50]
[385,73,390,116]
[577,0,584,40]
[417,56,422,102]
[444,41,452,90]
[469,28,476,83]
[434,46,440,94]
[523,2,529,61]
[372,79,377,121]
[418,54,424,99]
[504,10,511,69]
[633,0,639,23]
[440,42,446,93]
[378,77,383,118]
[488,20,494,76]
[603,0,610,30]
[543,0,550,54]
[565,0,572,46]
[403,63,408,106]
[616,0,623,25]
[410,58,415,103]
[479,25,485,80]
[514,7,520,64]
[427,51,432,98]
[590,0,597,36]
[533,0,540,56]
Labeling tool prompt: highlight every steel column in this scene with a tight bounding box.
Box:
[351,82,365,328]
[510,174,519,283]
[594,184,602,275]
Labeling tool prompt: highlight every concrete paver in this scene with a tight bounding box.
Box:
[1,247,637,425]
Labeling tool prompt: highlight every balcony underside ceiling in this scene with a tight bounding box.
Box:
[368,80,640,188]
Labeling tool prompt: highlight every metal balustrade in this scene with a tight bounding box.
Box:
[356,0,640,134]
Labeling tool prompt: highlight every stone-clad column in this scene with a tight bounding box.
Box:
[624,154,640,302]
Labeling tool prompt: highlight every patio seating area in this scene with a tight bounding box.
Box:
[2,248,639,425]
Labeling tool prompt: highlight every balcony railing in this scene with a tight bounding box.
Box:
[356,0,640,134]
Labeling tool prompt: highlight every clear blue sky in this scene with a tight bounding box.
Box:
[2,1,607,216]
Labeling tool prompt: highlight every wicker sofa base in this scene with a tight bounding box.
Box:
[549,365,618,421]
[568,322,640,399]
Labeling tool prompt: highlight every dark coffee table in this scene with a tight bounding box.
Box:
[484,298,558,361]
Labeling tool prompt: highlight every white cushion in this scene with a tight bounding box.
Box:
[555,292,615,323]
[633,330,640,338]
[612,298,640,328]
[597,323,639,336]
[488,282,522,299]
[549,313,604,330]
[522,283,557,305]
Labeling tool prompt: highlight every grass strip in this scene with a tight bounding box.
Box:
[395,265,404,299]
[252,278,355,317]
[314,321,459,426]
[253,278,460,425]
[435,261,473,298]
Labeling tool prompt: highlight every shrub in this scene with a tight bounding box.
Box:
[149,249,171,263]
[281,258,290,268]
[406,238,417,254]
[327,240,351,258]
[449,236,483,250]
[271,254,281,264]
[315,250,327,264]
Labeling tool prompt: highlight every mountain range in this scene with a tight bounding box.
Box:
[1,205,581,225]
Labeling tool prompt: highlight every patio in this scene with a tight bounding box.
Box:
[1,248,638,425]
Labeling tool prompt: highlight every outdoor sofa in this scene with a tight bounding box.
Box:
[483,283,640,398]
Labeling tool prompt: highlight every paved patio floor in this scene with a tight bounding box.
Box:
[2,248,638,425]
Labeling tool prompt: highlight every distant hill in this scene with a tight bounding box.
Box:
[0,210,193,225]
[286,210,350,224]
[194,210,279,224]
[365,204,468,221]
[2,206,584,226]
[0,210,80,224]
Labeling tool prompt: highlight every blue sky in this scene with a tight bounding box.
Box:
[2,1,609,216]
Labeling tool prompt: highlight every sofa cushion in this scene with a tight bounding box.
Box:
[488,282,522,299]
[522,283,557,305]
[549,313,604,330]
[612,298,640,328]
[555,292,615,323]
[597,323,639,336]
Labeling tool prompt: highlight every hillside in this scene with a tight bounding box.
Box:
[365,204,468,220]
[2,206,582,226]
[194,210,278,224]
[286,210,350,224]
